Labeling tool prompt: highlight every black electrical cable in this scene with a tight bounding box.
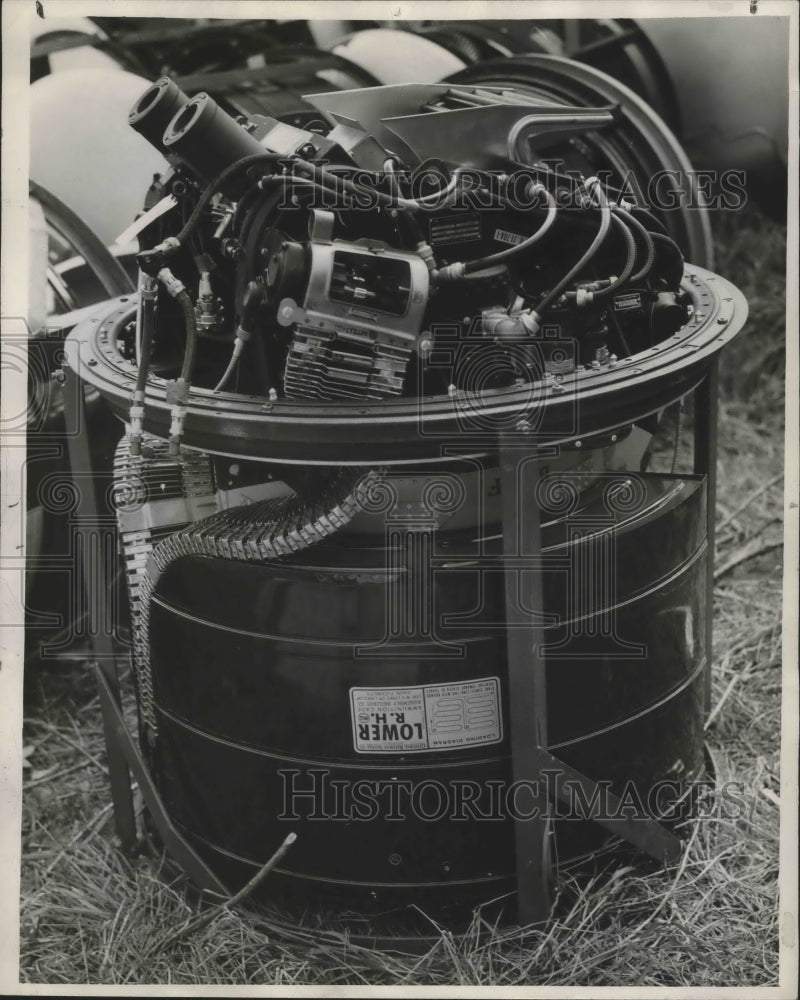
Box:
[534,178,612,317]
[290,162,400,210]
[231,178,268,237]
[648,230,686,283]
[134,294,156,395]
[649,230,684,259]
[176,290,198,383]
[174,152,285,247]
[384,159,426,247]
[240,175,303,254]
[630,205,668,235]
[461,186,557,275]
[292,159,460,212]
[614,208,656,285]
[129,280,156,455]
[213,280,265,393]
[591,213,638,298]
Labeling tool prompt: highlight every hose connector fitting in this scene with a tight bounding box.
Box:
[157,267,186,298]
[415,241,437,275]
[519,310,543,336]
[165,376,190,456]
[434,261,466,282]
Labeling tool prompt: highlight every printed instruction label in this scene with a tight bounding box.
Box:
[350,677,502,753]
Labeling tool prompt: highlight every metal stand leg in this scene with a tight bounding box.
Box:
[694,359,720,715]
[94,666,230,897]
[500,440,685,924]
[62,362,137,851]
[499,443,552,925]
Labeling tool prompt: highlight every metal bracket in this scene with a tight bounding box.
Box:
[94,665,231,899]
[499,441,553,925]
[532,746,682,866]
[62,360,138,852]
[499,436,683,926]
[693,359,719,714]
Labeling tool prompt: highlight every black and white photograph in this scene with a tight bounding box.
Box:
[1,1,797,993]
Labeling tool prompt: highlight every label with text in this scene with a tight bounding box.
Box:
[350,677,502,753]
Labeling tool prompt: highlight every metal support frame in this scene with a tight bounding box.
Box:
[499,442,553,925]
[62,362,137,851]
[499,434,684,926]
[693,357,720,714]
[94,666,230,898]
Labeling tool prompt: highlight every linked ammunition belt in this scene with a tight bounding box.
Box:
[114,435,381,740]
[114,434,216,735]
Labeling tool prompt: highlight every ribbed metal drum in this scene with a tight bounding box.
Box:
[143,469,706,909]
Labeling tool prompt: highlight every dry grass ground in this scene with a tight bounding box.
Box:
[18,200,788,987]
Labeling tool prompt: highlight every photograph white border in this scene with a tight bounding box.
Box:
[2,2,797,995]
